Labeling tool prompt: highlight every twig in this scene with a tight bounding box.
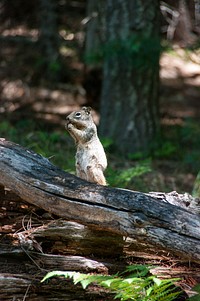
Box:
[22,284,31,301]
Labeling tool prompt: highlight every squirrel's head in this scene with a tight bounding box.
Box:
[66,107,93,129]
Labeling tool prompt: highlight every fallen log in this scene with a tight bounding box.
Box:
[0,273,113,301]
[1,138,200,263]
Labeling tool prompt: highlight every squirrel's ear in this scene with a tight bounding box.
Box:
[82,106,92,115]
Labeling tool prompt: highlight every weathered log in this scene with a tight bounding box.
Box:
[32,220,124,257]
[0,273,114,301]
[1,138,200,263]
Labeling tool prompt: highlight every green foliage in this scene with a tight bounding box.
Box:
[180,120,200,172]
[188,284,200,300]
[0,120,75,171]
[153,141,178,159]
[107,160,151,187]
[49,61,62,73]
[150,119,200,172]
[41,265,181,301]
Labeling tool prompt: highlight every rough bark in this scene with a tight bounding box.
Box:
[38,0,61,81]
[99,0,160,154]
[84,1,100,57]
[0,273,114,301]
[1,139,200,264]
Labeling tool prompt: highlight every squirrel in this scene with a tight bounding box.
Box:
[65,107,107,185]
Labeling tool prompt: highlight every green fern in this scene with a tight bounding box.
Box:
[188,284,200,300]
[41,265,181,301]
[107,160,151,187]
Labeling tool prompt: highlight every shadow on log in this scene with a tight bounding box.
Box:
[1,138,200,264]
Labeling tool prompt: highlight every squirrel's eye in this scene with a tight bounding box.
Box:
[75,112,81,118]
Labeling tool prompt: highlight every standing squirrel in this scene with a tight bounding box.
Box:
[65,107,107,185]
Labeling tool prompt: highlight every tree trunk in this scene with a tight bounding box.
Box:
[99,0,160,154]
[84,1,99,57]
[38,0,61,82]
[1,139,200,264]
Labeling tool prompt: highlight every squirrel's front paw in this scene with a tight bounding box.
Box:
[65,123,74,131]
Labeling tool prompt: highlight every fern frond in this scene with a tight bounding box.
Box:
[41,265,183,301]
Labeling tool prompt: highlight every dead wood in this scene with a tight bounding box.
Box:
[0,273,114,301]
[1,138,200,264]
